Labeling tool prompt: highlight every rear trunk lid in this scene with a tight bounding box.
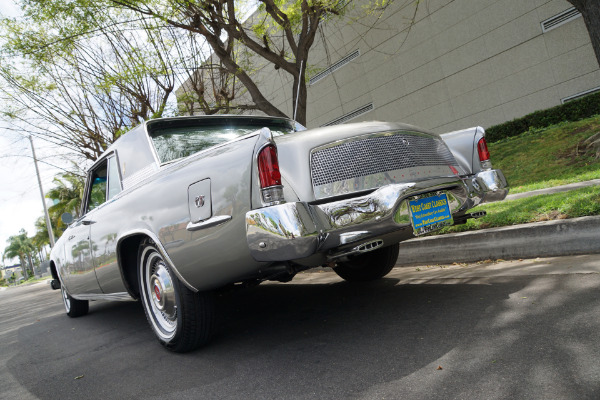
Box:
[275,121,465,202]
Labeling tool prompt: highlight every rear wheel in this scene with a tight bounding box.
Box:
[138,242,215,353]
[334,243,399,282]
[61,284,89,317]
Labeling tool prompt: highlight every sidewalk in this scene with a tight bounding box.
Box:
[504,178,600,201]
[396,179,600,266]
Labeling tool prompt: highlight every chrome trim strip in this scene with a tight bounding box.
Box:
[186,215,232,232]
[250,128,277,209]
[310,130,433,152]
[71,292,135,302]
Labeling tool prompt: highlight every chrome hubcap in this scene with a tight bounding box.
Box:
[149,266,176,319]
[143,249,177,339]
[61,286,71,313]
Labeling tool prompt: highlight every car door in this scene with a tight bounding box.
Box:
[62,157,111,295]
[88,153,129,294]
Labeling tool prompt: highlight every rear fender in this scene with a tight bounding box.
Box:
[249,128,300,209]
[440,126,486,175]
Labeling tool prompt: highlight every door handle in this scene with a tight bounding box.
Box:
[82,220,94,225]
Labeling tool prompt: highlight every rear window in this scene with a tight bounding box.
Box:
[148,117,297,163]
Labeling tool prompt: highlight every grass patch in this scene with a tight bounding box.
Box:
[0,276,49,287]
[425,115,600,234]
[489,115,600,194]
[441,186,600,233]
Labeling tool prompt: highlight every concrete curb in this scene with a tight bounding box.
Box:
[396,215,600,266]
[505,179,600,201]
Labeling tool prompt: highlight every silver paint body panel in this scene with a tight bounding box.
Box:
[50,116,508,299]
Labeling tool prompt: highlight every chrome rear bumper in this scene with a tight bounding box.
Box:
[246,169,508,262]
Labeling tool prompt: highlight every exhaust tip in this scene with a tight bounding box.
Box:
[354,239,384,254]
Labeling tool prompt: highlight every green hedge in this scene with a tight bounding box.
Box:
[486,91,600,143]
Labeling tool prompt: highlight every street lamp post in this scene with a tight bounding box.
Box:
[29,136,55,248]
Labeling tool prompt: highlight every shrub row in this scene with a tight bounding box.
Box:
[486,91,600,143]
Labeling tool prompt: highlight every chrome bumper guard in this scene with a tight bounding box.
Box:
[246,169,508,262]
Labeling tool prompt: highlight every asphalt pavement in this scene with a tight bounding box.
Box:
[1,181,598,399]
[2,254,600,400]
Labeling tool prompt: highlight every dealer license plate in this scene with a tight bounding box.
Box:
[408,192,453,236]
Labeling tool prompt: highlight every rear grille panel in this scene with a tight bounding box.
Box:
[311,132,458,187]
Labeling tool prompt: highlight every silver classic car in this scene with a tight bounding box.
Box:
[49,115,508,352]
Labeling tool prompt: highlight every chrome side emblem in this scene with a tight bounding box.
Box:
[194,195,205,208]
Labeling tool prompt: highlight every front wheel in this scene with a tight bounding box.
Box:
[333,243,399,282]
[61,284,89,317]
[138,242,215,353]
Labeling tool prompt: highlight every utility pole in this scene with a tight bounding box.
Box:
[29,136,55,248]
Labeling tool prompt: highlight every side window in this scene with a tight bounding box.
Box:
[107,155,122,200]
[87,161,108,213]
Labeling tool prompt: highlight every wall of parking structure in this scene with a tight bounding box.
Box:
[176,0,600,134]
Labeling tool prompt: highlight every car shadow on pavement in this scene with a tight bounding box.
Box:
[5,275,518,399]
[7,273,600,399]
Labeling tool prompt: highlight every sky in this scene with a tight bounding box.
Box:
[0,0,62,265]
[0,135,61,265]
[0,0,255,264]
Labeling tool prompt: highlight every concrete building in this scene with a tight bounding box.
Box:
[1,264,22,281]
[198,0,599,133]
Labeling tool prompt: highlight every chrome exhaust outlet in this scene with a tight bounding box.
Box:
[355,239,384,253]
[328,239,384,261]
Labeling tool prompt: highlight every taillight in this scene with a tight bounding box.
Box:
[257,144,285,205]
[477,138,492,170]
[477,138,490,161]
[257,145,282,188]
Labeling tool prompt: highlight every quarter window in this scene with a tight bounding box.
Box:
[107,156,122,200]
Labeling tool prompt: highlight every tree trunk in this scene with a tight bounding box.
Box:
[568,0,600,67]
[291,62,308,126]
[19,255,29,280]
[26,253,35,278]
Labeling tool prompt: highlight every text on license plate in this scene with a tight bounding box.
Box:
[408,192,453,236]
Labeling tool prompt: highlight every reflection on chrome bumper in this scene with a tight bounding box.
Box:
[246,170,508,262]
[473,169,509,203]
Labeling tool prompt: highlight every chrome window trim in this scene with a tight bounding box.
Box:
[81,151,116,217]
[106,152,123,200]
[143,116,297,167]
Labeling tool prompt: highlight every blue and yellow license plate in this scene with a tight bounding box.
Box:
[408,192,453,236]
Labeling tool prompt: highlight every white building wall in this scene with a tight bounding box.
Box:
[259,0,600,133]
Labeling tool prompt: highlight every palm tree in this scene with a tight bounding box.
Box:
[3,230,36,280]
[46,171,86,233]
[32,217,52,261]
